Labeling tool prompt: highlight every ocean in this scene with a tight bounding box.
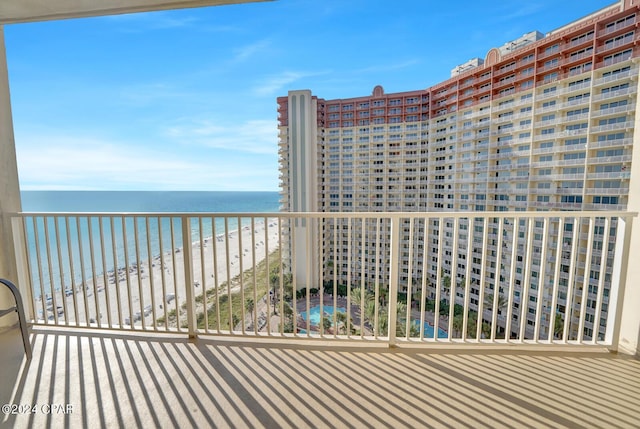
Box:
[21,190,281,214]
[20,191,281,297]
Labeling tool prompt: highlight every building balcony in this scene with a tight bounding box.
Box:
[2,2,640,428]
[3,321,640,428]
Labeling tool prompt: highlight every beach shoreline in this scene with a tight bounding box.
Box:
[35,217,281,328]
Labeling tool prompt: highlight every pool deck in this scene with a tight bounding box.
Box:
[295,294,362,333]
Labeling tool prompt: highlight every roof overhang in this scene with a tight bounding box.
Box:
[0,0,271,25]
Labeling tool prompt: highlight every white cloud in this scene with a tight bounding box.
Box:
[232,39,271,62]
[16,134,277,191]
[251,70,331,97]
[252,72,305,97]
[104,11,199,30]
[165,118,278,154]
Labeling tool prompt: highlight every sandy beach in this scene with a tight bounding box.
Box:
[34,217,281,329]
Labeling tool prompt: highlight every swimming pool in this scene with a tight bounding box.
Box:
[299,305,347,325]
[415,321,448,339]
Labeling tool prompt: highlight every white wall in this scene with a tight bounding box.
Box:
[0,26,23,327]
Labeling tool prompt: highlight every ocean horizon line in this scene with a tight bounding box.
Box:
[21,190,279,193]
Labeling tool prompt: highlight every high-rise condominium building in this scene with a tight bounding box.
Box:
[278,0,639,340]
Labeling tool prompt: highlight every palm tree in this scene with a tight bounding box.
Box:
[322,317,332,334]
[452,314,464,337]
[553,313,565,339]
[246,297,255,328]
[335,311,350,334]
[483,293,508,313]
[442,275,451,298]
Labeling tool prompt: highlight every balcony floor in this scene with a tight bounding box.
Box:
[1,325,639,429]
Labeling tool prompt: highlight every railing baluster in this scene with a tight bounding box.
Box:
[446,217,457,341]
[133,216,145,329]
[31,217,46,323]
[224,217,233,333]
[278,218,284,335]
[387,215,400,346]
[332,217,338,338]
[534,217,549,342]
[77,217,90,327]
[316,217,323,336]
[265,216,271,336]
[476,217,489,341]
[170,217,180,332]
[505,216,518,343]
[490,217,504,342]
[419,218,429,341]
[42,216,60,325]
[87,216,101,327]
[346,217,352,338]
[519,218,534,341]
[290,218,297,336]
[360,218,366,338]
[305,216,312,336]
[563,216,580,343]
[373,218,381,339]
[99,217,112,328]
[238,216,245,335]
[110,217,123,328]
[53,216,69,326]
[198,216,207,333]
[462,216,473,341]
[578,217,595,343]
[147,216,157,331]
[548,218,564,342]
[593,217,610,344]
[182,216,196,338]
[211,216,220,334]
[251,216,258,335]
[405,218,414,341]
[156,216,168,330]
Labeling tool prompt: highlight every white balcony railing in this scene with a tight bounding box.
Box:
[9,210,636,348]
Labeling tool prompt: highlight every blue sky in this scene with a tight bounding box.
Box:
[5,0,614,191]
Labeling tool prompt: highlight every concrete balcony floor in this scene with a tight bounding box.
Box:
[1,326,639,428]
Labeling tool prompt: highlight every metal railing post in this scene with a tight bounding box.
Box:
[387,216,400,347]
[181,216,197,338]
[607,215,633,350]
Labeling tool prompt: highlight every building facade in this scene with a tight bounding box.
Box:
[278,0,639,340]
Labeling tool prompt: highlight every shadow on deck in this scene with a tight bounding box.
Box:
[1,326,639,428]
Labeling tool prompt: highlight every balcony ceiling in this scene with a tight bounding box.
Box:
[0,0,270,24]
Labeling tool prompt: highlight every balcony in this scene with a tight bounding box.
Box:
[2,1,640,428]
[3,326,640,429]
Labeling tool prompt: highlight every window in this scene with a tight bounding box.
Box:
[567,93,590,102]
[601,66,631,78]
[603,49,632,66]
[592,196,619,204]
[567,108,588,117]
[599,116,627,126]
[566,123,587,131]
[565,137,586,146]
[601,83,629,94]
